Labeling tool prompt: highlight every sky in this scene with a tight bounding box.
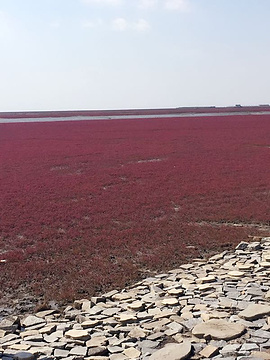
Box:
[0,0,270,111]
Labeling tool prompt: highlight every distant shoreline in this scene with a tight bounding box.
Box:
[1,106,270,124]
[0,105,270,117]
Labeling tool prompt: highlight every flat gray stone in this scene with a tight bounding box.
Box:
[54,348,70,357]
[253,329,270,339]
[81,319,102,328]
[220,343,241,355]
[200,345,219,358]
[21,316,45,328]
[149,341,192,360]
[35,310,56,318]
[110,354,128,360]
[240,343,260,352]
[239,304,270,321]
[87,346,108,356]
[43,330,63,343]
[123,347,141,358]
[192,319,246,340]
[0,334,20,344]
[128,327,146,339]
[13,353,35,360]
[108,345,123,353]
[228,270,245,278]
[235,242,249,250]
[0,317,19,333]
[65,329,90,340]
[251,351,270,359]
[69,346,87,356]
[86,336,108,348]
[102,307,120,316]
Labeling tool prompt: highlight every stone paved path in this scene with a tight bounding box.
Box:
[1,237,270,360]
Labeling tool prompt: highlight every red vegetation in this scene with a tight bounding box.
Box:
[0,114,270,301]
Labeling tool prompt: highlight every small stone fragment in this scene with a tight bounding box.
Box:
[199,345,219,358]
[219,343,241,355]
[13,352,35,360]
[198,284,214,292]
[87,346,108,356]
[161,298,179,306]
[127,301,144,311]
[228,270,245,278]
[252,351,270,359]
[116,313,137,324]
[123,347,141,358]
[65,329,90,340]
[81,319,102,328]
[167,288,184,296]
[196,276,216,284]
[110,354,128,360]
[235,242,249,250]
[260,262,270,268]
[10,344,30,351]
[22,316,45,328]
[69,346,87,356]
[240,343,259,352]
[86,336,108,348]
[128,327,146,339]
[54,348,70,357]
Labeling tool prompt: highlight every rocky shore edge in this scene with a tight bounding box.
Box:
[1,237,270,360]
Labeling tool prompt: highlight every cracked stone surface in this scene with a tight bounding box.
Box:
[1,237,270,360]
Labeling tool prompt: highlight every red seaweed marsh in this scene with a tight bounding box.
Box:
[1,113,270,308]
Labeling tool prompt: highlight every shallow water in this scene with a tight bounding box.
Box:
[1,111,270,124]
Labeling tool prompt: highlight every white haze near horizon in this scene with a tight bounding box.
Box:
[0,0,270,112]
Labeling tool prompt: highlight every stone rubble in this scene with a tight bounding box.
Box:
[1,237,270,360]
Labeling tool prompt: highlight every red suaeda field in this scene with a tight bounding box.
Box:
[0,114,270,302]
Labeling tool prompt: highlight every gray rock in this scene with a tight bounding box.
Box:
[251,351,270,359]
[54,348,70,358]
[149,341,192,360]
[239,304,270,321]
[0,333,20,345]
[87,345,108,356]
[147,331,164,341]
[123,347,141,358]
[235,242,249,251]
[220,343,241,355]
[0,317,20,333]
[248,337,269,344]
[35,310,56,318]
[13,352,35,360]
[22,316,45,328]
[240,343,259,352]
[139,340,159,349]
[253,330,270,339]
[69,346,87,356]
[110,354,128,360]
[192,319,246,340]
[200,345,219,358]
[86,335,108,348]
[65,329,90,340]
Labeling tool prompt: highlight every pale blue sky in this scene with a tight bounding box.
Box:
[0,0,269,111]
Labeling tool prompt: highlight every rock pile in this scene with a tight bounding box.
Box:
[1,237,270,360]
